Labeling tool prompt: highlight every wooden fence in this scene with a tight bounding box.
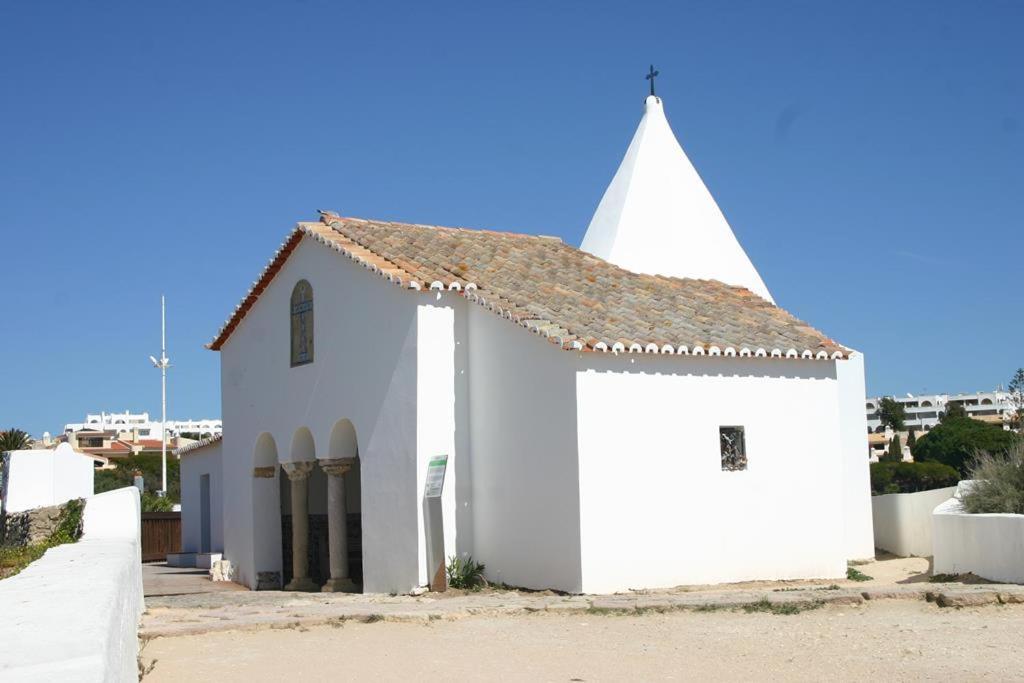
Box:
[141,512,181,562]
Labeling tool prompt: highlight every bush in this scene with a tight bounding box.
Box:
[881,435,902,462]
[94,454,180,503]
[870,461,960,495]
[446,555,486,589]
[0,498,85,579]
[960,444,1024,514]
[141,492,175,512]
[912,417,1020,476]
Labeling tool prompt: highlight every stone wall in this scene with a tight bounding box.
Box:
[2,500,75,546]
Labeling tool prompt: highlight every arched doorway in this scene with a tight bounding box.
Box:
[320,419,362,592]
[252,433,283,590]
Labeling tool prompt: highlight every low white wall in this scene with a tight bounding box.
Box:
[871,487,956,557]
[933,494,1024,583]
[0,487,143,681]
[2,444,94,514]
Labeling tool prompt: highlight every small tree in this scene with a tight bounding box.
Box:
[883,434,903,462]
[941,402,967,422]
[907,429,917,454]
[876,397,907,432]
[914,416,1020,475]
[0,428,31,452]
[1009,368,1024,429]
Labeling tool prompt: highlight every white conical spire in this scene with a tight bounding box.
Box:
[581,96,774,303]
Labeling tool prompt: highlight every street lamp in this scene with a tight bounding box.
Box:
[149,295,171,496]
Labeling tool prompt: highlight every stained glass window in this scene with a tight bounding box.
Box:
[290,280,314,366]
[720,426,747,471]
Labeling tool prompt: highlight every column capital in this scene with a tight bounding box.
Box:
[319,457,357,477]
[282,460,315,481]
[253,465,276,479]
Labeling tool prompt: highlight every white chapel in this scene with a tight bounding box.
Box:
[199,89,874,594]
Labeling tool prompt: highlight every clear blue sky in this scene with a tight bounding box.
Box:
[1,1,1021,437]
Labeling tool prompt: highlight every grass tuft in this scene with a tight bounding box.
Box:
[846,567,873,582]
[446,555,486,590]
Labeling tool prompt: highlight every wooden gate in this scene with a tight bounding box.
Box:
[141,511,181,562]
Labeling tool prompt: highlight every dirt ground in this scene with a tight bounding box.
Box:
[141,600,1024,681]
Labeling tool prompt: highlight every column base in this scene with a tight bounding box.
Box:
[321,577,359,593]
[284,576,320,592]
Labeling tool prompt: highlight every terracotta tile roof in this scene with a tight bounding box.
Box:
[209,212,849,360]
[175,434,222,457]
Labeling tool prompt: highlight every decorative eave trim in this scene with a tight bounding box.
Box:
[207,212,849,362]
[174,433,223,457]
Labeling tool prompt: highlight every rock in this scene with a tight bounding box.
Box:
[210,560,235,582]
[2,503,66,546]
[934,591,1000,608]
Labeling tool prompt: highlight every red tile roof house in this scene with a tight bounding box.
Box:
[204,95,873,594]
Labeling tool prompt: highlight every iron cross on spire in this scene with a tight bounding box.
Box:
[646,64,659,97]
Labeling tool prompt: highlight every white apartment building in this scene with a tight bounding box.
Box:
[63,411,222,440]
[866,391,1015,434]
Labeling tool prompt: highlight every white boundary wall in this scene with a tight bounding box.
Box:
[933,494,1024,583]
[2,444,94,514]
[0,487,143,681]
[871,487,956,557]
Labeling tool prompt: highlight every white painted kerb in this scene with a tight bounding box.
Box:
[0,487,143,682]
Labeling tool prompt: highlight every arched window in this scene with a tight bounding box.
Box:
[290,280,314,367]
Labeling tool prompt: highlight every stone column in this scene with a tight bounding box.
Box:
[282,461,318,592]
[319,458,358,592]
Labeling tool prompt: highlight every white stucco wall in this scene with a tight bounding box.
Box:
[1,444,94,514]
[415,299,462,584]
[933,494,1024,583]
[871,487,956,558]
[576,355,847,593]
[0,487,143,681]
[220,235,422,593]
[180,441,224,554]
[836,352,875,560]
[467,306,583,592]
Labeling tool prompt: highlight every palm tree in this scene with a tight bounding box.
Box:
[0,428,31,452]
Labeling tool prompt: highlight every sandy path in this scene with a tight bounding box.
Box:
[142,601,1024,681]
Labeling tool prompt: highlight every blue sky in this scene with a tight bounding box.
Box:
[1,1,1021,437]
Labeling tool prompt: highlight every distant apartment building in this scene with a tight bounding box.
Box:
[63,411,221,440]
[60,410,221,460]
[865,390,1016,459]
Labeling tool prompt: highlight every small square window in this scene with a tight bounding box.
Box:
[720,426,747,471]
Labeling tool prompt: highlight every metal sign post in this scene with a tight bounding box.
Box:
[423,454,448,591]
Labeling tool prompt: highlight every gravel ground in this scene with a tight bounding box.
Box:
[141,600,1024,681]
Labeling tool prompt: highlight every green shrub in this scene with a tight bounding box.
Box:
[446,555,486,589]
[95,454,180,503]
[912,417,1020,475]
[960,444,1024,514]
[0,498,85,579]
[846,566,873,582]
[880,435,902,463]
[870,461,960,495]
[141,492,175,512]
